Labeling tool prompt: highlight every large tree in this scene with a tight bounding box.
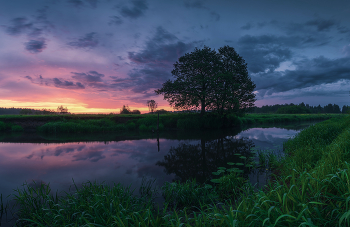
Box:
[155,45,256,116]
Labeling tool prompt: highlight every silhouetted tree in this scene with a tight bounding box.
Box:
[120,105,131,114]
[132,109,141,114]
[155,45,256,116]
[57,105,68,114]
[156,109,168,114]
[20,108,32,115]
[147,100,158,113]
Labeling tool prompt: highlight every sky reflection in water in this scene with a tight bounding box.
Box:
[0,123,316,219]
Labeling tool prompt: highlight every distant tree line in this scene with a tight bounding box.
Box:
[119,105,141,114]
[0,107,70,115]
[248,102,350,114]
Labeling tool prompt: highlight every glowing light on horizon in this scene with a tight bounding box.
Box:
[0,99,174,114]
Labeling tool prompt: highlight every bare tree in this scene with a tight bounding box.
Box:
[57,105,68,114]
[147,100,158,113]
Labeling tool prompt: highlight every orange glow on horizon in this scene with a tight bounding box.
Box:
[0,99,175,114]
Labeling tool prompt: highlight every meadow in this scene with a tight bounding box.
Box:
[2,113,350,226]
[0,113,342,133]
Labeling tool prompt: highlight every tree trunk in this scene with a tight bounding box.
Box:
[201,99,205,116]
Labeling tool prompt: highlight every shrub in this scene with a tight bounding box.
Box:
[0,121,6,131]
[137,117,158,126]
[177,118,201,130]
[126,122,136,130]
[139,124,148,131]
[227,115,243,127]
[11,125,24,132]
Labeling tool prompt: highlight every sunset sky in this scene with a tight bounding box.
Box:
[1,0,350,113]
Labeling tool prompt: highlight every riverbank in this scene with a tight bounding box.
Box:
[4,114,350,226]
[0,113,343,133]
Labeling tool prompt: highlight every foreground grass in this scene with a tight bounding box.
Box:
[8,114,350,226]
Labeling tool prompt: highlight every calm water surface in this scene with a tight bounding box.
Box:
[0,120,322,225]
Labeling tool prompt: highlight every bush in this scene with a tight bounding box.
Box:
[177,118,201,130]
[11,125,24,132]
[139,124,148,131]
[227,115,243,127]
[126,122,136,130]
[0,121,6,131]
[137,117,158,126]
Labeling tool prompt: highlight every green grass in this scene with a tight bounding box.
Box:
[0,121,24,132]
[8,114,350,226]
[0,113,343,133]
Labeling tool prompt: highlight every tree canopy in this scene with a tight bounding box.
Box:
[155,45,256,116]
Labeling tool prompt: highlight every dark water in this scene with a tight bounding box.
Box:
[0,120,322,226]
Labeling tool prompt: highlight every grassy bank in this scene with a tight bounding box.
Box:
[6,114,350,226]
[0,121,24,132]
[0,113,340,133]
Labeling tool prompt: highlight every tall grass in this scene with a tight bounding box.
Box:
[37,119,127,133]
[0,121,24,132]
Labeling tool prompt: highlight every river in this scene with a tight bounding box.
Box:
[0,120,323,226]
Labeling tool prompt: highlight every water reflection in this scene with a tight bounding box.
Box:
[0,120,324,226]
[157,137,255,184]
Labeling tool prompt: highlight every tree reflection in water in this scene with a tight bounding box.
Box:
[156,136,255,185]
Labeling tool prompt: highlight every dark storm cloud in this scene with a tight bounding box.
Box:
[108,16,123,25]
[108,26,194,96]
[305,19,336,32]
[238,35,294,73]
[5,7,53,38]
[5,17,32,36]
[128,27,192,64]
[277,20,339,42]
[72,150,106,162]
[67,32,98,49]
[241,22,254,30]
[253,56,350,97]
[53,78,85,89]
[71,71,104,82]
[25,39,47,53]
[25,75,85,89]
[110,66,168,93]
[71,71,107,89]
[337,26,350,34]
[119,0,148,19]
[67,0,98,8]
